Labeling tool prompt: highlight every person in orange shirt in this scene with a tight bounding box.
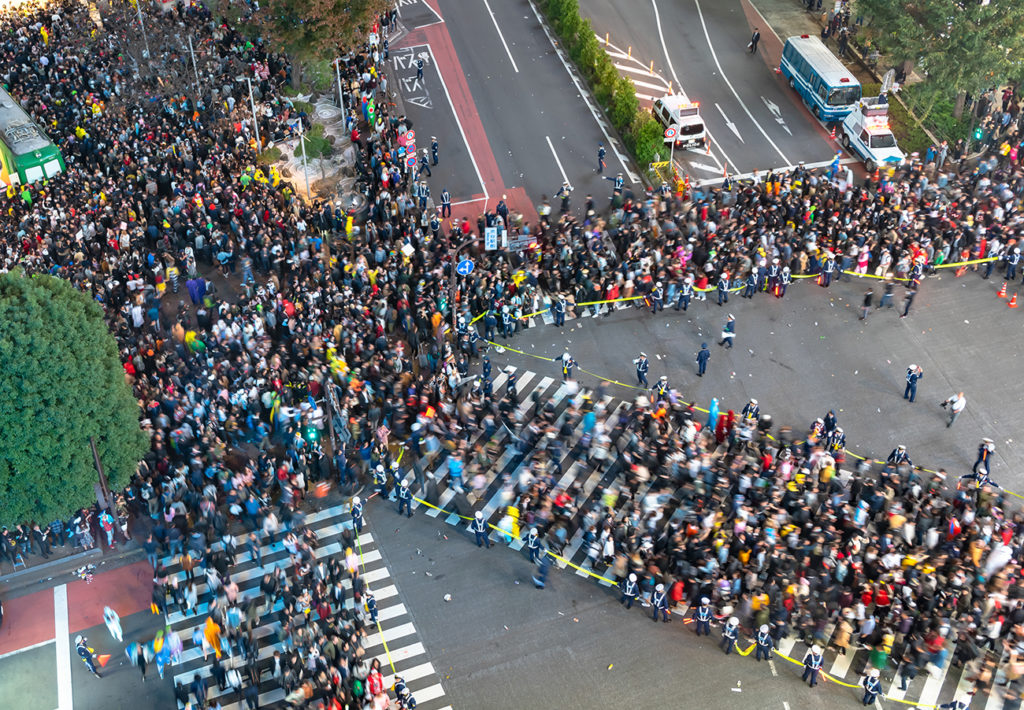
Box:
[203,616,222,659]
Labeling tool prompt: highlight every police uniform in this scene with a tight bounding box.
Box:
[619,574,639,609]
[742,271,757,298]
[720,619,739,655]
[440,188,451,218]
[778,266,792,298]
[717,272,730,305]
[650,282,664,313]
[651,584,670,622]
[397,481,413,517]
[821,254,836,287]
[506,370,519,403]
[904,365,923,402]
[675,278,693,311]
[351,498,364,533]
[862,671,882,705]
[802,646,824,686]
[696,343,711,376]
[553,295,567,327]
[366,592,378,624]
[526,529,542,564]
[654,377,669,401]
[501,307,514,339]
[741,400,759,422]
[755,625,774,661]
[692,598,712,636]
[431,136,439,166]
[597,143,606,173]
[395,676,418,709]
[634,353,650,387]
[373,465,389,499]
[560,353,576,381]
[470,512,490,548]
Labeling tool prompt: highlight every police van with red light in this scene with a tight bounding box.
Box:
[780,35,861,122]
[652,95,706,150]
[840,96,905,172]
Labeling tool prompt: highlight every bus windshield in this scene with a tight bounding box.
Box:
[828,85,861,106]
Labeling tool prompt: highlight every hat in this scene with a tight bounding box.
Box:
[75,635,84,644]
[640,352,647,357]
[870,668,880,678]
[629,573,637,582]
[656,584,664,592]
[701,597,710,604]
[475,511,483,519]
[750,399,757,405]
[401,480,408,487]
[728,313,735,319]
[660,376,667,380]
[352,496,361,506]
[530,527,537,536]
[760,624,769,633]
[376,464,384,472]
[812,645,822,654]
[729,617,739,625]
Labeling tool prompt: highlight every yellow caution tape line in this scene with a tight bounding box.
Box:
[772,652,936,706]
[356,530,396,674]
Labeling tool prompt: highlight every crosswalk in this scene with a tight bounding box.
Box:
[381,366,1016,709]
[161,504,451,710]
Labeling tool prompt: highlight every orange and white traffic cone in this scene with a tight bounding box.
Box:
[997,282,1008,298]
[1009,293,1019,308]
[955,265,968,277]
[829,126,836,140]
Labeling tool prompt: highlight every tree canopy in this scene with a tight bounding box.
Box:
[250,0,392,60]
[0,272,147,525]
[856,0,1024,116]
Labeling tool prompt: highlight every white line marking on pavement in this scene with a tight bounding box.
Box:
[716,102,744,142]
[783,703,791,710]
[528,0,639,183]
[746,0,784,45]
[423,44,489,203]
[613,63,671,85]
[482,0,518,72]
[693,0,790,164]
[546,135,570,185]
[0,638,55,660]
[420,0,445,25]
[696,157,857,186]
[769,658,778,676]
[54,584,72,710]
[631,77,672,92]
[651,0,728,172]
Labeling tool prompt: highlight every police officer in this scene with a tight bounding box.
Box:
[887,444,911,466]
[397,480,413,518]
[373,464,389,499]
[778,265,792,298]
[675,275,693,311]
[560,351,576,381]
[802,644,824,686]
[431,136,439,166]
[416,57,424,80]
[76,635,102,678]
[938,694,973,710]
[440,188,451,218]
[904,363,924,403]
[692,597,712,636]
[553,294,567,327]
[718,314,736,349]
[755,623,774,661]
[395,675,418,709]
[482,354,492,380]
[973,437,995,477]
[556,181,573,214]
[470,511,490,548]
[717,271,731,305]
[429,210,440,240]
[650,281,664,313]
[467,326,481,359]
[741,399,759,422]
[821,252,836,287]
[506,367,519,404]
[634,352,650,386]
[597,142,607,173]
[742,270,757,298]
[526,528,542,564]
[654,376,669,401]
[351,495,364,533]
[366,589,379,624]
[720,616,739,655]
[605,171,624,200]
[862,668,882,705]
[483,309,497,341]
[500,306,514,339]
[767,258,781,292]
[696,342,711,377]
[651,583,670,622]
[419,148,431,178]
[619,573,639,609]
[532,543,551,589]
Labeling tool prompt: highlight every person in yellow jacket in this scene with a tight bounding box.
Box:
[203,616,222,659]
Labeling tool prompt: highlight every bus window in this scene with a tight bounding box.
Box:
[828,85,861,106]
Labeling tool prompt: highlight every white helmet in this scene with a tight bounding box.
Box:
[656,281,662,288]
[475,511,483,519]
[812,645,822,654]
[729,617,739,626]
[1016,247,1021,254]
[870,668,880,678]
[352,496,361,506]
[685,276,693,284]
[530,527,537,536]
[376,464,384,473]
[750,399,757,406]
[760,624,769,633]
[401,480,408,487]
[628,573,637,582]
[701,597,710,605]
[655,584,664,592]
[909,363,917,371]
[660,376,668,381]
[75,635,84,645]
[391,461,400,469]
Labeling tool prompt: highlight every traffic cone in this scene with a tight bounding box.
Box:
[955,265,967,277]
[997,282,1008,298]
[829,126,836,140]
[97,654,111,668]
[1009,293,1019,308]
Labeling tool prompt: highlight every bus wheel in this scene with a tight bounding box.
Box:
[788,77,795,90]
[813,105,821,119]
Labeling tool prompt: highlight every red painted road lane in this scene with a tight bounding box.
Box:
[0,586,54,656]
[67,560,153,633]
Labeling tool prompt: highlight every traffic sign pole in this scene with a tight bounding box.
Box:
[665,126,677,174]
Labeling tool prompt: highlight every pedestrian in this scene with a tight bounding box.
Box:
[802,644,824,686]
[692,597,712,636]
[904,364,923,402]
[720,616,739,654]
[634,352,650,386]
[470,511,491,548]
[191,672,208,709]
[718,314,736,349]
[415,57,423,80]
[878,279,895,308]
[900,286,917,317]
[861,668,882,705]
[247,532,262,568]
[651,583,670,622]
[526,527,542,564]
[755,624,774,661]
[749,27,761,54]
[597,142,606,173]
[941,391,966,427]
[532,545,551,589]
[103,606,123,643]
[397,480,413,517]
[717,271,730,305]
[860,288,873,320]
[126,642,147,681]
[696,342,711,376]
[351,495,363,533]
[619,573,639,609]
[75,636,102,678]
[675,275,693,311]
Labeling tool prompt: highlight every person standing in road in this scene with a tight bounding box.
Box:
[941,392,967,427]
[76,636,102,678]
[756,624,774,661]
[696,342,711,377]
[470,511,491,548]
[103,606,123,642]
[431,136,439,166]
[619,573,639,609]
[802,644,824,687]
[553,293,567,327]
[860,288,873,320]
[719,314,736,349]
[597,142,607,173]
[749,27,761,54]
[692,597,713,636]
[717,271,730,305]
[904,364,923,403]
[532,544,551,589]
[900,286,917,318]
[634,352,650,386]
[721,617,739,654]
[862,668,883,705]
[651,584,670,622]
[397,480,413,518]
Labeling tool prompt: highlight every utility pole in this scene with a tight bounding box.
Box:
[89,436,115,513]
[187,35,202,102]
[298,121,310,199]
[334,57,345,111]
[450,235,477,336]
[245,76,260,150]
[134,0,151,63]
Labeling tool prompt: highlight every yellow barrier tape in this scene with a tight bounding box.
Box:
[482,339,556,362]
[520,295,643,320]
[773,651,936,706]
[935,256,998,269]
[468,311,486,325]
[577,367,646,390]
[543,548,619,585]
[736,642,755,656]
[357,529,396,674]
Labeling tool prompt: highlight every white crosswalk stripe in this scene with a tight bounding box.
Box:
[162,503,450,709]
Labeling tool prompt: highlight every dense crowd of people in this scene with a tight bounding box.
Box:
[2,0,1024,707]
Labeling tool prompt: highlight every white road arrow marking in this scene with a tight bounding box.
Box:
[687,160,719,173]
[716,103,743,142]
[761,96,781,118]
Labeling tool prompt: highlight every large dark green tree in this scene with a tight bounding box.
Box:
[0,271,147,525]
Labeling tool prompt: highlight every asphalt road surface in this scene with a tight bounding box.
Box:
[578,0,844,181]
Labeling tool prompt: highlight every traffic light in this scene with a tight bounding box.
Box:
[974,126,984,141]
[305,425,319,443]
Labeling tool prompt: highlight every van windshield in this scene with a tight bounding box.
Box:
[828,85,861,106]
[870,133,897,149]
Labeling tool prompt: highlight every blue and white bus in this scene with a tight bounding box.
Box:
[780,35,861,122]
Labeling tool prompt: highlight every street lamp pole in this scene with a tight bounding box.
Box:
[298,121,310,199]
[187,35,201,101]
[134,0,151,63]
[450,235,477,337]
[245,76,260,150]
[333,57,345,112]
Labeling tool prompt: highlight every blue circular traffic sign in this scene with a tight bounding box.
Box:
[456,259,475,276]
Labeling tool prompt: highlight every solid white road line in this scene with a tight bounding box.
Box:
[693,0,791,164]
[0,638,55,660]
[527,0,639,183]
[54,584,72,710]
[651,0,727,172]
[546,136,571,186]
[423,44,489,202]
[482,0,519,72]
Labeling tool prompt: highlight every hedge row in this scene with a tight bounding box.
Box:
[539,0,665,168]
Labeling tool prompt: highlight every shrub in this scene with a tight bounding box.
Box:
[610,76,638,132]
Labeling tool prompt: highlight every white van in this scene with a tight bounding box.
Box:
[652,95,706,150]
[841,96,904,172]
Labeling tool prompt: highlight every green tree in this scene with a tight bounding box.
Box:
[629,114,665,166]
[855,0,1024,119]
[0,272,147,525]
[610,76,639,131]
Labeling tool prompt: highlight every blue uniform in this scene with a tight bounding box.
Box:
[351,502,364,533]
[755,630,774,661]
[742,273,757,298]
[635,356,649,386]
[366,594,378,624]
[397,485,413,517]
[619,578,639,609]
[675,281,692,311]
[650,286,663,313]
[553,297,566,327]
[862,675,882,705]
[802,651,823,686]
[395,677,418,709]
[1007,251,1021,280]
[373,467,389,499]
[440,189,451,218]
[526,531,542,564]
[904,368,923,402]
[693,604,712,636]
[720,622,738,654]
[651,589,670,622]
[717,274,730,305]
[470,516,490,548]
[696,345,711,376]
[821,256,835,287]
[597,144,606,173]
